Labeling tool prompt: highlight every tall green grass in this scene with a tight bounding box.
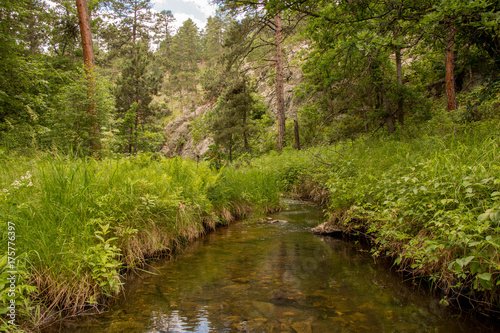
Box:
[0,153,281,331]
[249,121,500,310]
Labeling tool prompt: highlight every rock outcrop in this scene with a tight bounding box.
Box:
[160,42,308,159]
[160,104,213,159]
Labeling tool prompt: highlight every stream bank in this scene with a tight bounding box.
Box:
[47,201,497,333]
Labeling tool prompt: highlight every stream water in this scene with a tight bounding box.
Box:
[56,201,495,332]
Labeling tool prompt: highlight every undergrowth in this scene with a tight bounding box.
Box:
[0,153,281,331]
[250,120,500,312]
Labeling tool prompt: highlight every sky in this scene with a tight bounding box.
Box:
[152,0,217,30]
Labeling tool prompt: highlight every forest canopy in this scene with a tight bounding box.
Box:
[0,0,499,158]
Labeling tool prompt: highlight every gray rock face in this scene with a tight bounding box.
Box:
[160,104,213,158]
[160,42,309,159]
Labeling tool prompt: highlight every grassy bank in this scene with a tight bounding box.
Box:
[2,121,499,331]
[0,153,281,331]
[249,121,500,312]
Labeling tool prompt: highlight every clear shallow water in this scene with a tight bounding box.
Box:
[54,201,495,332]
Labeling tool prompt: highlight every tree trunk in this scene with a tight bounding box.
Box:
[128,128,132,155]
[394,39,404,126]
[275,13,285,151]
[132,7,137,57]
[385,114,395,134]
[243,105,250,153]
[445,24,457,111]
[76,0,100,153]
[293,116,300,150]
[133,103,140,155]
[381,84,395,134]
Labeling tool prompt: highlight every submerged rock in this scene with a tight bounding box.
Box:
[291,322,312,333]
[262,217,288,224]
[310,222,343,236]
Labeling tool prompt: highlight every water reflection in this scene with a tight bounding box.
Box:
[53,202,495,332]
[147,307,212,332]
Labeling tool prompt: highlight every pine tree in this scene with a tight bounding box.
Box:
[115,43,161,154]
[170,19,202,111]
[203,12,230,65]
[102,0,153,57]
[207,77,258,161]
[153,9,175,52]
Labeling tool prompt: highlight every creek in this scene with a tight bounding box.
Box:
[56,201,494,332]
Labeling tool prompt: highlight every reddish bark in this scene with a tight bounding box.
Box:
[275,13,285,151]
[394,41,404,126]
[76,0,100,152]
[76,0,94,69]
[445,25,457,111]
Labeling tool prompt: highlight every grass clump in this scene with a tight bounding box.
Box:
[0,152,281,331]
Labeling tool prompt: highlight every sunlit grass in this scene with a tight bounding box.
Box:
[0,152,281,330]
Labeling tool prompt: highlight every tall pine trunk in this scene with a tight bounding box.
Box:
[76,0,100,153]
[395,47,404,126]
[382,84,395,134]
[294,116,300,150]
[394,27,404,126]
[133,109,140,155]
[243,93,250,153]
[275,13,285,151]
[445,24,457,111]
[132,8,137,57]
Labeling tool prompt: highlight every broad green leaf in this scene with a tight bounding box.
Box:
[478,210,492,222]
[490,211,500,223]
[477,272,491,281]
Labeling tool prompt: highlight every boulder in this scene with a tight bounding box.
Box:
[310,222,343,236]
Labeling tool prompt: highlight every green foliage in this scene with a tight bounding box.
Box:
[114,44,163,154]
[203,144,226,170]
[205,76,259,160]
[169,19,202,95]
[0,151,282,329]
[83,221,123,297]
[40,67,115,155]
[319,123,500,304]
[102,0,154,52]
[460,81,500,122]
[202,12,230,66]
[237,121,500,308]
[200,63,226,101]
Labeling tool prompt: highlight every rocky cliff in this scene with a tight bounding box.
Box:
[160,41,308,159]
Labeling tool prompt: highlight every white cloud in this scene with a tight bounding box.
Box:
[44,0,57,8]
[152,0,217,29]
[185,0,216,16]
[171,13,205,31]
